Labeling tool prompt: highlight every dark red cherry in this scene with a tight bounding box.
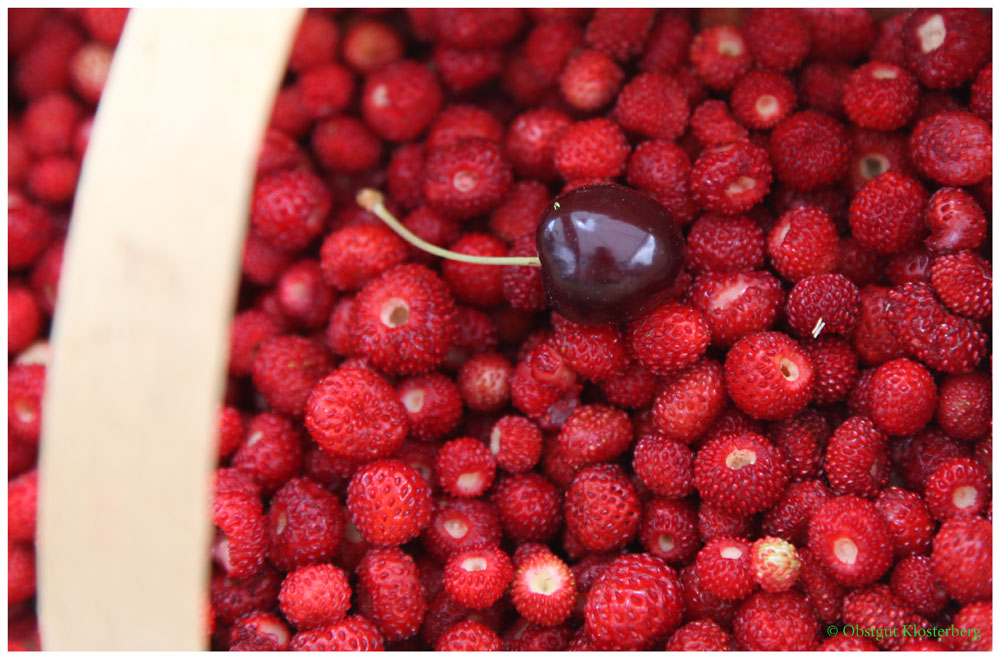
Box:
[535,183,685,324]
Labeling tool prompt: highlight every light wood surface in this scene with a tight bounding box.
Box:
[37,8,303,650]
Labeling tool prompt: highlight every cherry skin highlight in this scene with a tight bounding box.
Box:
[535,183,685,324]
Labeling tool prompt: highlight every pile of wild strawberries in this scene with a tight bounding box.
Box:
[7,7,994,652]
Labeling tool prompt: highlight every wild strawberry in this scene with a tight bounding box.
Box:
[346,459,432,547]
[278,564,351,631]
[7,469,37,543]
[849,171,928,254]
[808,495,893,587]
[888,247,935,283]
[490,472,562,543]
[558,49,623,113]
[837,238,883,289]
[305,367,407,462]
[423,499,501,563]
[931,249,991,321]
[435,620,502,651]
[436,437,496,499]
[503,111,571,184]
[269,85,312,139]
[251,168,330,250]
[8,199,54,271]
[229,612,290,651]
[695,537,755,600]
[510,549,575,627]
[786,274,861,339]
[902,9,990,89]
[442,544,512,610]
[341,19,403,74]
[873,486,934,560]
[625,140,699,225]
[638,497,700,566]
[565,464,639,552]
[554,118,630,181]
[401,206,461,266]
[26,155,78,205]
[924,457,990,520]
[841,584,927,650]
[889,555,948,619]
[925,187,988,253]
[456,352,511,413]
[555,404,632,470]
[730,70,796,131]
[8,362,44,447]
[424,139,512,221]
[250,335,332,418]
[488,181,547,246]
[352,263,457,375]
[932,516,991,603]
[231,412,302,493]
[734,590,819,651]
[615,72,689,140]
[869,357,937,436]
[804,335,859,406]
[486,415,542,474]
[639,10,693,73]
[667,620,734,651]
[652,359,727,444]
[626,302,710,376]
[694,430,789,515]
[8,285,41,356]
[909,110,992,186]
[522,19,584,85]
[761,479,829,547]
[599,362,659,409]
[887,282,988,374]
[290,614,385,651]
[396,372,462,442]
[802,8,876,60]
[356,547,427,641]
[686,213,764,275]
[426,105,503,151]
[210,565,282,625]
[797,61,850,117]
[742,9,810,72]
[843,62,919,130]
[934,371,990,443]
[690,25,751,91]
[681,563,740,629]
[310,115,382,174]
[267,476,343,573]
[750,536,800,593]
[851,285,906,366]
[943,602,993,651]
[724,331,814,420]
[689,270,784,348]
[691,139,772,215]
[433,45,504,94]
[824,416,889,498]
[212,469,267,579]
[768,411,827,482]
[241,228,295,286]
[286,12,338,73]
[844,127,914,197]
[385,143,426,210]
[584,553,683,650]
[770,111,851,191]
[583,8,655,62]
[361,60,443,142]
[274,259,336,330]
[690,98,748,147]
[430,8,524,49]
[970,61,992,122]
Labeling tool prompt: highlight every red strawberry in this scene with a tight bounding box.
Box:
[584,553,683,650]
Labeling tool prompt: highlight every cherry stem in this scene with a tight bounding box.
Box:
[356,189,542,267]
